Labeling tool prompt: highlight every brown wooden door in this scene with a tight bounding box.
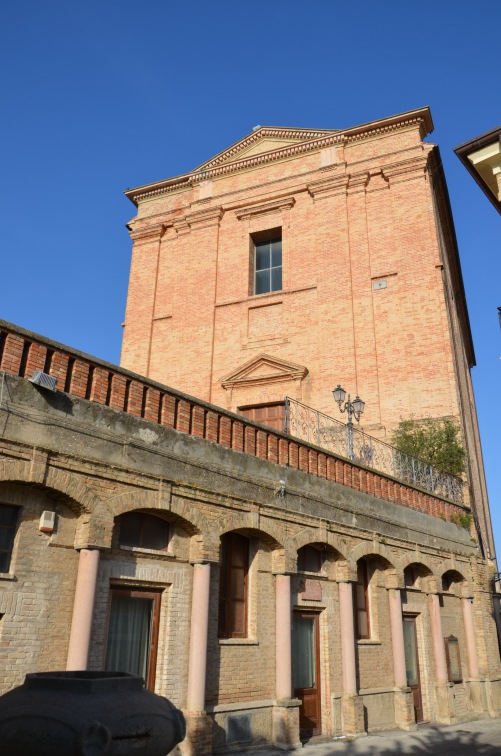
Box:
[293,610,321,738]
[238,403,285,431]
[403,615,424,722]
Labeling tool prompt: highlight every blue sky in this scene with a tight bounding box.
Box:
[1,2,500,552]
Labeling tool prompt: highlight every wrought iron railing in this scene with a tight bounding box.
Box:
[284,397,464,505]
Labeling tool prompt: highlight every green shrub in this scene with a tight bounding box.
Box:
[450,512,472,530]
[391,417,466,476]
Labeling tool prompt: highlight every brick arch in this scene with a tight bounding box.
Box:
[349,541,398,569]
[399,554,437,576]
[0,458,101,516]
[398,556,438,592]
[217,513,285,549]
[348,542,399,586]
[216,514,286,571]
[290,529,349,561]
[105,490,205,536]
[437,558,469,585]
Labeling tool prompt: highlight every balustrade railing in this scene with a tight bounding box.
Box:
[284,397,464,504]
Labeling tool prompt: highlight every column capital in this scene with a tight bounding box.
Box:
[336,563,358,583]
[385,576,405,591]
[74,544,106,553]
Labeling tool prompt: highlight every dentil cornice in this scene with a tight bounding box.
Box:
[125,109,433,206]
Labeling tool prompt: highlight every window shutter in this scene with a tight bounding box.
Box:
[218,532,249,638]
[355,561,370,639]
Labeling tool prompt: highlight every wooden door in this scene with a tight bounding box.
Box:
[403,615,424,722]
[293,611,321,738]
[238,403,285,431]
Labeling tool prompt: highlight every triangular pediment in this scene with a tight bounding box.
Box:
[221,353,308,389]
[194,126,337,173]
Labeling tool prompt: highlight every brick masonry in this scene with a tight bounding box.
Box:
[119,108,494,563]
[0,363,500,752]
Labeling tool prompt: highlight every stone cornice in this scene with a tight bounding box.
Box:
[125,108,433,206]
[168,206,224,235]
[128,222,166,243]
[381,153,431,183]
[234,196,295,220]
[347,171,371,193]
[307,175,349,199]
[184,206,224,227]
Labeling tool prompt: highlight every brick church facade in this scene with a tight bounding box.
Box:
[0,108,500,754]
[120,106,493,562]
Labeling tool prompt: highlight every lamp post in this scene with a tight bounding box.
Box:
[332,385,365,461]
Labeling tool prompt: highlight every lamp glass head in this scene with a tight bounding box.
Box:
[333,385,346,405]
[352,396,365,417]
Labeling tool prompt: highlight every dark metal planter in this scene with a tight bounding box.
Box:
[0,671,185,756]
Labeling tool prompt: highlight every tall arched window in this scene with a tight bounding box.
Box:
[218,532,249,638]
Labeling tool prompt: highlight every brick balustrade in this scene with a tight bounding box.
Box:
[0,319,470,522]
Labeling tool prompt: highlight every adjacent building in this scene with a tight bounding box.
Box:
[454,126,501,215]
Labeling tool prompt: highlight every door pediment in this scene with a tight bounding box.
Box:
[221,353,308,390]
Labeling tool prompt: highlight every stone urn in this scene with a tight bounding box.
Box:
[0,671,186,756]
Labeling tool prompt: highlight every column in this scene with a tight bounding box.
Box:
[388,588,416,731]
[461,595,484,714]
[429,593,448,683]
[183,563,213,756]
[461,597,479,678]
[338,581,365,737]
[428,592,454,723]
[388,588,406,687]
[273,574,301,750]
[186,563,211,712]
[66,548,100,670]
[275,574,292,700]
[339,581,357,694]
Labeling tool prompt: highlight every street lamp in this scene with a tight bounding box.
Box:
[332,385,365,460]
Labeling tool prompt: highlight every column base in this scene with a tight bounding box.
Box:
[341,694,366,738]
[272,699,302,750]
[464,679,487,715]
[484,678,501,717]
[180,711,213,756]
[394,688,417,731]
[434,683,456,724]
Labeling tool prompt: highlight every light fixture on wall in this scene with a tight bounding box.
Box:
[332,385,365,460]
[39,510,56,533]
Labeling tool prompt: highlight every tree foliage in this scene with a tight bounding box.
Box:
[391,417,466,476]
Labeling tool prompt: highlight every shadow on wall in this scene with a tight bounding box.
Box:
[298,727,501,756]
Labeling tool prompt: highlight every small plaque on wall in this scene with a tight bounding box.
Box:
[300,579,322,601]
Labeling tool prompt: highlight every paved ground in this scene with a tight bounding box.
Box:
[235,718,501,755]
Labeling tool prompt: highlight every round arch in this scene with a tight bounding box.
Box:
[0,459,101,517]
